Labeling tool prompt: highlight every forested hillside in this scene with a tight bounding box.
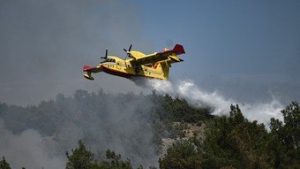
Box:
[0,90,299,169]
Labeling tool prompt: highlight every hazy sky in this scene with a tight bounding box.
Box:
[0,0,299,105]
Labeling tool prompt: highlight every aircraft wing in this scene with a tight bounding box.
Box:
[131,44,185,65]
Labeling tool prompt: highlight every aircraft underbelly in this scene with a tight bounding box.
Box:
[101,66,132,79]
[101,65,165,80]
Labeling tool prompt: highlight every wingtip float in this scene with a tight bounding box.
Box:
[83,44,185,81]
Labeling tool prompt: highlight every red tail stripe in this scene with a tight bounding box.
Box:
[173,44,185,55]
[83,65,97,71]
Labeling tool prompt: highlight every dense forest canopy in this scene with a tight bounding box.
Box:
[0,90,299,169]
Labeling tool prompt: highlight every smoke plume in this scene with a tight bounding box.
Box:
[147,79,284,125]
[0,120,65,169]
[0,91,159,169]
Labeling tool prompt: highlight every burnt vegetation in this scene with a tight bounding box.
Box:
[0,90,299,169]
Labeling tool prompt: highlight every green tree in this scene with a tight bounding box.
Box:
[66,140,95,169]
[281,102,300,150]
[0,157,11,169]
[65,141,134,169]
[202,104,270,169]
[159,140,203,169]
[97,149,132,169]
[268,102,300,168]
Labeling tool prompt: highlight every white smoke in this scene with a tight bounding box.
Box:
[0,91,159,169]
[0,120,65,169]
[147,79,284,126]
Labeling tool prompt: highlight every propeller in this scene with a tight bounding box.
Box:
[123,44,132,67]
[128,44,132,51]
[123,44,132,59]
[101,49,108,60]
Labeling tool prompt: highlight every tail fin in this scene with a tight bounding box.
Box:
[83,65,98,72]
[82,65,102,80]
[173,44,185,55]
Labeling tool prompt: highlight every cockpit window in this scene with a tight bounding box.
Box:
[106,58,115,62]
[101,58,116,63]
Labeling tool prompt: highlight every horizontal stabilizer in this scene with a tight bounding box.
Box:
[169,55,184,62]
[83,65,102,80]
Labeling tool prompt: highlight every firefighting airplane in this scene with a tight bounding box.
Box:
[82,44,185,81]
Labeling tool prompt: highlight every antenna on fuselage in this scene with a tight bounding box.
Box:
[100,49,108,63]
[101,49,108,60]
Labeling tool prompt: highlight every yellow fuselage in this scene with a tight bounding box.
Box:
[98,56,168,80]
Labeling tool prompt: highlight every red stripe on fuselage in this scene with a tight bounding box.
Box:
[101,66,159,80]
[101,66,132,79]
